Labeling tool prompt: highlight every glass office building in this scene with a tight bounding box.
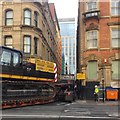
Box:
[59,18,76,75]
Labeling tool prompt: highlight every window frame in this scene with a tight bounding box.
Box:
[112,60,120,80]
[34,37,38,55]
[4,36,13,48]
[23,35,31,54]
[111,0,120,16]
[34,11,38,27]
[86,30,98,49]
[111,29,120,48]
[86,0,98,11]
[24,9,31,26]
[5,9,13,26]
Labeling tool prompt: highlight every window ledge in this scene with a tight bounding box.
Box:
[21,25,34,28]
[4,25,13,28]
[112,47,120,50]
[112,79,120,81]
[110,15,120,18]
[86,48,98,51]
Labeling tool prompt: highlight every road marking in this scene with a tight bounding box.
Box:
[60,115,118,119]
[2,115,59,118]
[57,102,67,106]
[57,102,71,106]
[108,113,119,117]
[64,109,91,115]
[2,114,117,119]
[65,103,70,106]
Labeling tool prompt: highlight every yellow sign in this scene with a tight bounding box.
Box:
[36,59,54,73]
[36,59,46,72]
[77,73,86,80]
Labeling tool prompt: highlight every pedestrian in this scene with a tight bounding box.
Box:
[94,85,99,102]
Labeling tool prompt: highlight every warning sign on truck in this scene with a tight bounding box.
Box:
[36,59,54,73]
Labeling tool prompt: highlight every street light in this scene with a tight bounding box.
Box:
[101,65,105,102]
[102,79,105,102]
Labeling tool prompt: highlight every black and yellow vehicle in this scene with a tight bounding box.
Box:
[0,46,56,109]
[55,80,75,102]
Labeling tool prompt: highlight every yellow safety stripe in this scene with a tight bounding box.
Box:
[0,73,53,82]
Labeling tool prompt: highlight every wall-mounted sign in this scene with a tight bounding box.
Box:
[77,73,86,80]
[60,74,75,80]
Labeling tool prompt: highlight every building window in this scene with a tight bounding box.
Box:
[4,36,13,48]
[87,0,98,11]
[34,37,38,54]
[23,36,31,53]
[111,29,120,48]
[87,61,98,80]
[24,9,31,25]
[86,30,97,49]
[112,60,120,80]
[111,0,120,16]
[5,10,13,25]
[34,11,38,27]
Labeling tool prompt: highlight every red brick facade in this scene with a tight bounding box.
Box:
[78,0,120,88]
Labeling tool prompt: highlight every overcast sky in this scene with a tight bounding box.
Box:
[48,0,78,19]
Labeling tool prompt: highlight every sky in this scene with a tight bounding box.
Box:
[48,0,78,19]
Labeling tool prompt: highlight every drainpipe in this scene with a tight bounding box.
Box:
[0,1,3,45]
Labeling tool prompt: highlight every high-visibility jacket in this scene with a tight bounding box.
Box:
[94,88,99,94]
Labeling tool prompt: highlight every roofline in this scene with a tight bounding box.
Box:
[0,46,22,54]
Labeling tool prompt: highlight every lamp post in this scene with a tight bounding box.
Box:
[102,79,105,102]
[101,65,105,102]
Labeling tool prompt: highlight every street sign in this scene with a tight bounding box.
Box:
[60,74,75,80]
[77,73,86,80]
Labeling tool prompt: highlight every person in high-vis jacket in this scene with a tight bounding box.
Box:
[94,85,99,101]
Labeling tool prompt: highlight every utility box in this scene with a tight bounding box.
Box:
[106,89,118,100]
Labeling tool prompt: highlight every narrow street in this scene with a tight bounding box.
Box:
[2,100,119,120]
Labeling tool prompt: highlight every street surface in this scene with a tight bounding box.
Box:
[1,100,120,120]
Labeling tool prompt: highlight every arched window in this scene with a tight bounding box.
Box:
[5,10,13,25]
[24,9,31,25]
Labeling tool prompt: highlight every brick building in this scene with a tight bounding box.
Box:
[0,1,62,81]
[49,3,62,80]
[77,0,120,99]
